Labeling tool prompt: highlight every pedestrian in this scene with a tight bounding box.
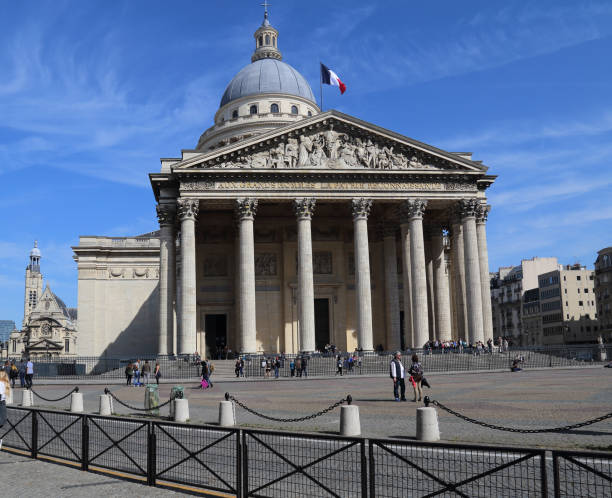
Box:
[239,357,244,377]
[300,356,308,377]
[133,359,141,386]
[389,351,406,402]
[273,357,280,379]
[154,361,161,384]
[235,358,241,378]
[290,359,295,377]
[9,362,18,388]
[18,360,26,388]
[408,354,424,402]
[295,357,302,377]
[0,370,10,450]
[336,355,343,376]
[201,360,210,388]
[125,363,133,386]
[25,358,34,389]
[142,360,151,385]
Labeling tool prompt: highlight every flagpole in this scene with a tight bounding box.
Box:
[319,62,323,111]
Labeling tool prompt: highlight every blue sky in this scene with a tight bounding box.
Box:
[1,0,611,326]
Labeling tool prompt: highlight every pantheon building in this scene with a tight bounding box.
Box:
[73,12,496,358]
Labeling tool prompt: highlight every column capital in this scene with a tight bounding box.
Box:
[177,198,199,221]
[235,198,258,220]
[294,198,316,220]
[156,204,176,227]
[476,203,491,224]
[351,198,372,220]
[399,199,427,220]
[457,198,480,219]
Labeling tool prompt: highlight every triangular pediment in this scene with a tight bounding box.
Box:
[33,286,62,315]
[27,338,62,350]
[172,110,487,173]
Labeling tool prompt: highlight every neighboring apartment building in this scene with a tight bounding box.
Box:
[490,257,559,345]
[522,288,541,345]
[594,247,612,342]
[538,264,598,345]
[0,320,16,345]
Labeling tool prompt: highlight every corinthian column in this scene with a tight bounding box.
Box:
[450,215,467,341]
[432,225,452,342]
[352,198,374,351]
[236,198,258,353]
[476,203,494,342]
[156,204,176,355]
[382,224,401,351]
[401,199,429,348]
[459,198,484,344]
[294,198,316,353]
[399,222,413,347]
[177,198,199,355]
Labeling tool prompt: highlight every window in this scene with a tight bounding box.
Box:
[265,34,270,45]
[564,289,567,294]
[291,105,298,114]
[249,105,258,115]
[577,288,581,293]
[308,111,312,117]
[258,35,263,46]
[232,110,238,119]
[577,275,581,281]
[12,340,16,353]
[270,103,279,113]
[584,288,588,293]
[563,276,566,281]
[273,36,277,47]
[579,300,584,306]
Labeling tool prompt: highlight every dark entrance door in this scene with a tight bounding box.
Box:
[205,314,227,359]
[314,298,330,351]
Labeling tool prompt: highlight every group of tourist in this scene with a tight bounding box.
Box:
[124,359,161,386]
[389,352,430,402]
[335,353,362,376]
[421,336,511,355]
[1,359,34,389]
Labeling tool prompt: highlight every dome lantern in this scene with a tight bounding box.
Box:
[251,3,282,62]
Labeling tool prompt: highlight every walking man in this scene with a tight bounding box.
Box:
[390,351,406,402]
[25,358,34,389]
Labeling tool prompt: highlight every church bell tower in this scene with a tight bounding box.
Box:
[23,241,43,326]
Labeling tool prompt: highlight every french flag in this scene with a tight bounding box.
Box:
[320,63,346,94]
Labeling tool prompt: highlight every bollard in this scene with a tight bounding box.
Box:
[6,386,13,405]
[21,389,33,407]
[339,405,361,436]
[99,394,113,416]
[416,407,440,441]
[174,398,189,423]
[218,400,235,427]
[70,392,84,413]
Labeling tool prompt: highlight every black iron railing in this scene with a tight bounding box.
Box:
[1,406,610,497]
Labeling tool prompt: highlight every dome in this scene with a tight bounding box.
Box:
[30,241,41,257]
[220,59,316,108]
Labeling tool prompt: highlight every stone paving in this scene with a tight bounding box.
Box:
[19,366,612,450]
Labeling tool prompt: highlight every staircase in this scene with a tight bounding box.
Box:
[209,359,239,380]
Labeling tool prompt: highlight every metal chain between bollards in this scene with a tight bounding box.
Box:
[225,392,351,422]
[428,397,612,434]
[104,387,173,412]
[30,386,79,402]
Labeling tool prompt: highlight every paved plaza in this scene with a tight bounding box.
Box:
[18,366,612,450]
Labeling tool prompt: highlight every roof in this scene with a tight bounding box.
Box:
[220,59,316,107]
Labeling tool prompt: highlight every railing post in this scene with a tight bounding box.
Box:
[361,439,367,497]
[236,430,243,498]
[242,431,249,498]
[82,415,89,471]
[540,450,548,498]
[31,410,38,459]
[552,451,561,498]
[147,422,156,486]
[368,440,375,498]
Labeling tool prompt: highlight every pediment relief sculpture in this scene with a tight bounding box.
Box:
[192,123,468,172]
